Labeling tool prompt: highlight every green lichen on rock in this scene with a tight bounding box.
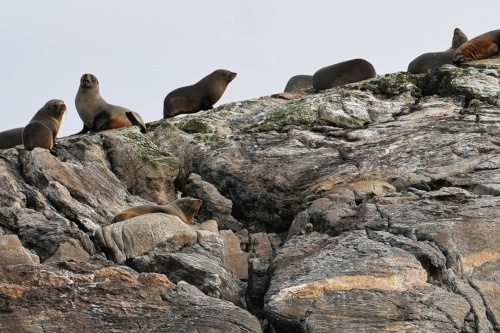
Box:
[462,98,500,116]
[247,89,374,132]
[192,133,227,144]
[253,98,318,132]
[348,72,421,97]
[419,65,500,104]
[178,117,212,134]
[122,130,179,168]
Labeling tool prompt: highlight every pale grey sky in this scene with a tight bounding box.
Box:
[0,1,497,136]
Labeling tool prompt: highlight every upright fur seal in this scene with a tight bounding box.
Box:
[408,28,468,74]
[284,75,313,92]
[163,69,237,118]
[0,127,24,149]
[112,197,202,224]
[75,73,146,134]
[23,99,66,150]
[312,59,377,91]
[454,29,500,64]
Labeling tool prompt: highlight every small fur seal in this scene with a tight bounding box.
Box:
[454,29,500,64]
[312,58,377,91]
[0,127,24,149]
[23,99,66,150]
[75,73,146,134]
[163,69,237,118]
[112,197,202,224]
[408,28,468,74]
[284,75,313,92]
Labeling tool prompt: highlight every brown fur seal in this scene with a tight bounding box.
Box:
[284,75,313,92]
[408,28,468,74]
[112,197,202,224]
[163,69,237,118]
[312,59,377,91]
[75,73,146,134]
[23,99,66,150]
[454,29,500,64]
[0,127,24,149]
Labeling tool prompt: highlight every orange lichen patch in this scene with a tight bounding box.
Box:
[271,271,428,302]
[138,273,175,289]
[460,250,500,274]
[0,283,27,298]
[94,267,139,285]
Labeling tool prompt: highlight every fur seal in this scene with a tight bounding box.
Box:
[408,28,468,74]
[284,75,313,92]
[112,197,202,224]
[312,58,377,91]
[454,29,500,64]
[0,127,24,149]
[75,73,146,134]
[163,69,237,118]
[23,99,66,150]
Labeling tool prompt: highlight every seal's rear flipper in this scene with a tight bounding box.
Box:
[126,112,147,133]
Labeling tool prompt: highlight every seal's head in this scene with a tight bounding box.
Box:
[80,73,99,89]
[44,99,67,118]
[215,69,237,83]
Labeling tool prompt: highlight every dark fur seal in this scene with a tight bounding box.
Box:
[0,127,24,149]
[163,69,237,118]
[23,99,66,150]
[454,29,500,64]
[312,59,377,91]
[75,73,146,134]
[408,28,468,74]
[112,197,202,224]
[284,75,313,92]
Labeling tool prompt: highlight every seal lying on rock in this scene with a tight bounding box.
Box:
[312,58,377,91]
[284,75,313,92]
[454,29,500,64]
[408,28,468,74]
[112,197,202,224]
[23,99,66,150]
[163,69,237,118]
[0,127,24,149]
[75,73,146,134]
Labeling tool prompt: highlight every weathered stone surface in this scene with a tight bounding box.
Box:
[95,214,198,264]
[220,229,250,279]
[1,65,500,331]
[132,246,246,308]
[44,238,91,263]
[264,231,470,332]
[0,235,39,265]
[0,258,261,333]
[185,172,242,230]
[101,127,179,204]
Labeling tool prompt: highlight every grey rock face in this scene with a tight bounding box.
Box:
[0,258,261,333]
[2,64,500,331]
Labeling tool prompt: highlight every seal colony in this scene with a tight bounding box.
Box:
[75,73,146,134]
[112,197,203,224]
[408,28,468,74]
[163,69,237,118]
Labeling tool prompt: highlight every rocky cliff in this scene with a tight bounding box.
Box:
[2,64,500,332]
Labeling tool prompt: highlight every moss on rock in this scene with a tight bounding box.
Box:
[122,129,179,169]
